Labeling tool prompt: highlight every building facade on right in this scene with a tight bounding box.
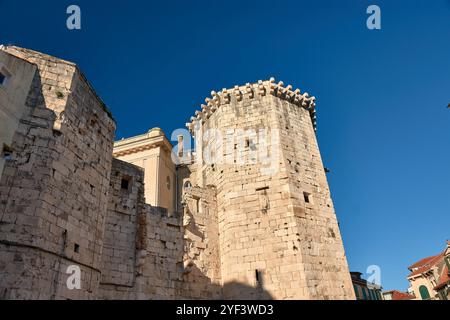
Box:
[406,241,450,300]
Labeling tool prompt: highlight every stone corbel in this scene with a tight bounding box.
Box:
[234,85,243,102]
[245,83,254,99]
[269,78,277,95]
[222,88,230,104]
[258,80,266,96]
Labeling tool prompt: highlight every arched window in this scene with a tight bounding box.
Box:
[419,285,431,300]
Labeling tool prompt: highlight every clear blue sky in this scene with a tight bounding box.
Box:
[1,0,449,292]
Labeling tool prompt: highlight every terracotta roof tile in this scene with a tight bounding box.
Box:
[387,290,415,300]
[407,252,444,278]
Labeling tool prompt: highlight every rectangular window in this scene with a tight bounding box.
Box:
[121,177,131,190]
[353,285,360,298]
[362,287,368,300]
[303,192,311,204]
[0,72,5,85]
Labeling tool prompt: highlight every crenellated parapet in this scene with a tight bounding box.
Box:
[186,78,317,135]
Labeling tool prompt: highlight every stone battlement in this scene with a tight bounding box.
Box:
[186,78,317,134]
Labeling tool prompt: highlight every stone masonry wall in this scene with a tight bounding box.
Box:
[98,158,186,299]
[99,159,143,288]
[273,96,355,299]
[180,185,222,299]
[0,47,115,299]
[98,160,223,299]
[0,50,37,178]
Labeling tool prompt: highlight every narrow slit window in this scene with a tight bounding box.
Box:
[193,197,200,213]
[74,243,80,253]
[0,72,5,85]
[255,270,261,283]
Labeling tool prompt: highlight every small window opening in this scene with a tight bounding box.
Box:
[74,243,80,253]
[245,138,250,148]
[0,68,11,86]
[121,177,131,190]
[255,269,261,283]
[193,196,200,213]
[303,192,311,204]
[2,144,13,160]
[0,72,6,85]
[183,180,192,190]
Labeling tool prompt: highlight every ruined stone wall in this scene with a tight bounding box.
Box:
[186,80,355,299]
[0,47,115,299]
[98,160,223,300]
[98,158,185,299]
[181,185,222,299]
[99,159,143,289]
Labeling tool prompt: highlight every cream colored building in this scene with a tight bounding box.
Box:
[113,128,176,214]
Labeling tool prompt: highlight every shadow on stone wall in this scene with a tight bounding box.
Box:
[180,264,274,300]
[223,281,274,300]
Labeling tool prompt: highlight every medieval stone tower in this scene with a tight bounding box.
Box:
[181,80,355,299]
[0,46,354,300]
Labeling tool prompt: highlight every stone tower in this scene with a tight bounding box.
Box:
[183,79,355,299]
